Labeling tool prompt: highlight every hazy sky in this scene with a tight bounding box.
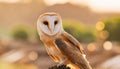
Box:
[0,0,120,13]
[44,0,120,13]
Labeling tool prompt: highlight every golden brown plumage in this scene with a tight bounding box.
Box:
[55,38,92,69]
[37,12,92,69]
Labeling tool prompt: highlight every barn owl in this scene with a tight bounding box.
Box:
[37,12,92,69]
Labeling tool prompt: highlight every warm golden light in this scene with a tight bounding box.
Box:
[28,51,38,61]
[88,0,120,13]
[96,21,105,31]
[87,43,96,52]
[0,0,120,13]
[44,0,88,6]
[0,0,20,3]
[103,41,113,51]
[99,31,109,39]
[0,50,25,62]
[67,64,76,69]
[44,0,120,13]
[0,0,32,3]
[44,0,68,6]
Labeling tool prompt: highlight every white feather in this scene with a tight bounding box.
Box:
[37,13,62,36]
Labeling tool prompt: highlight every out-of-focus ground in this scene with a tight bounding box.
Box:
[0,0,120,69]
[0,40,120,69]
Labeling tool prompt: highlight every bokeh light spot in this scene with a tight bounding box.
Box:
[87,43,96,52]
[96,21,105,31]
[28,51,38,61]
[103,41,113,51]
[99,31,109,39]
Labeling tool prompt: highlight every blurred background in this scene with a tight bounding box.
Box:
[0,0,120,69]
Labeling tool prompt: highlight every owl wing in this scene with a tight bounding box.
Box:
[55,38,92,69]
[61,31,84,54]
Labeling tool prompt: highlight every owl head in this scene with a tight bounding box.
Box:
[37,12,63,36]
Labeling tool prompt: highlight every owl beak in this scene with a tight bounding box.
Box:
[49,24,54,33]
[50,29,53,33]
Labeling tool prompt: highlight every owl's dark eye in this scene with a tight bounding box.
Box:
[43,21,48,25]
[54,20,58,25]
